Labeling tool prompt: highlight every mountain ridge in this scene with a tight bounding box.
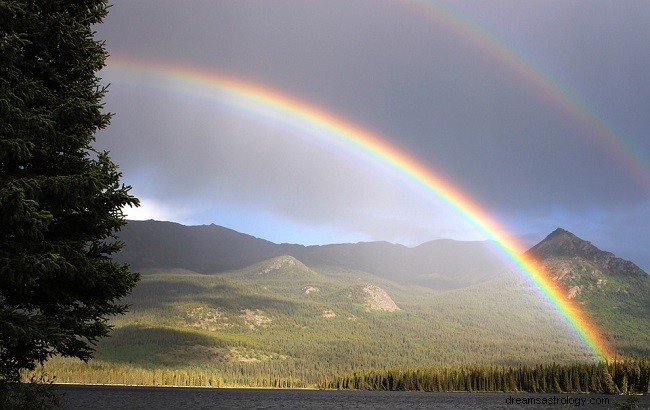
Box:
[115,220,513,289]
[116,221,648,286]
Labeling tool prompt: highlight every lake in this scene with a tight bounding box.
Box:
[57,385,649,409]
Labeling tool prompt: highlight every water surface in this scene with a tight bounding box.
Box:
[57,385,649,409]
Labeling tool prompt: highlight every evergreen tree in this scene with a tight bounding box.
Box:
[0,0,139,388]
[602,366,619,394]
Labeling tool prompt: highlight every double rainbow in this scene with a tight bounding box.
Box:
[103,57,614,361]
[410,0,650,193]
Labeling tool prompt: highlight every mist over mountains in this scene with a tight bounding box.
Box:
[116,220,648,291]
[115,220,514,289]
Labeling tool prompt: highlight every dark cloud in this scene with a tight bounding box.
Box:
[95,0,650,271]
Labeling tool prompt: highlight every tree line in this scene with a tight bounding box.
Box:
[36,357,650,393]
[322,359,650,394]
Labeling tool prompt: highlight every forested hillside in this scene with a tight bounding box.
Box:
[36,258,621,387]
[37,224,648,389]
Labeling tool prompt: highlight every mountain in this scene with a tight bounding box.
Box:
[527,228,647,278]
[294,239,511,289]
[114,220,280,273]
[115,222,648,352]
[526,228,649,355]
[42,224,649,387]
[115,220,511,289]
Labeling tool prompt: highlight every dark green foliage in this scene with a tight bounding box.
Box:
[0,0,138,387]
[0,372,63,409]
[324,358,650,394]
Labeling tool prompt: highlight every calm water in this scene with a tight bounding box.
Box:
[57,385,650,409]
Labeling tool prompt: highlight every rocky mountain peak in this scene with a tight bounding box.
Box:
[528,228,595,259]
[546,227,571,238]
[527,228,647,278]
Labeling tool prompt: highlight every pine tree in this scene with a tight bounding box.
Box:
[601,366,619,394]
[0,0,139,387]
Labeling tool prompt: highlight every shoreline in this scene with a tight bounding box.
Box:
[54,383,645,395]
[54,382,322,390]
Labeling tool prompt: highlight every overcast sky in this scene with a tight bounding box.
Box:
[94,0,650,271]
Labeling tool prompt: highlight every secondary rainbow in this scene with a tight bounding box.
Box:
[409,0,650,193]
[104,57,614,361]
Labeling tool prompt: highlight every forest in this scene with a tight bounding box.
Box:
[323,358,650,394]
[37,358,650,394]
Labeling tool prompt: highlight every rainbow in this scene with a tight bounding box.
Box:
[102,57,614,361]
[409,0,650,193]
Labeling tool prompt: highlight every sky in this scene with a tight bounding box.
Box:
[94,0,650,271]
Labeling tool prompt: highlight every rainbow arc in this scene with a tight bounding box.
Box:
[410,0,650,193]
[103,57,614,360]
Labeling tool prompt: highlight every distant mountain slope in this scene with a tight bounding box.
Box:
[526,228,650,356]
[115,220,511,289]
[115,220,281,272]
[293,239,510,289]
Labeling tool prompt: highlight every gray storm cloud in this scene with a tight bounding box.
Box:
[95,0,650,270]
[99,84,470,245]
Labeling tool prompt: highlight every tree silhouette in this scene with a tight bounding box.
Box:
[0,0,139,389]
